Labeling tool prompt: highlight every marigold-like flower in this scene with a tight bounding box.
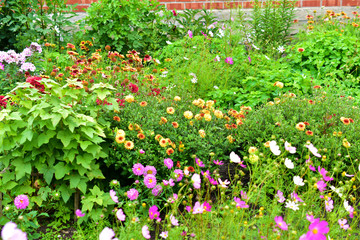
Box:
[298,48,305,52]
[199,129,206,138]
[113,116,120,121]
[174,96,181,101]
[172,122,179,128]
[140,101,147,107]
[115,135,125,144]
[214,110,223,118]
[159,138,168,147]
[204,113,212,121]
[137,133,145,140]
[264,141,271,147]
[166,107,175,114]
[125,95,135,103]
[128,123,134,131]
[313,85,322,89]
[124,141,134,150]
[343,138,351,148]
[340,117,351,125]
[306,130,313,136]
[274,81,284,88]
[160,117,168,124]
[166,148,174,155]
[155,134,162,141]
[296,122,306,131]
[227,135,234,143]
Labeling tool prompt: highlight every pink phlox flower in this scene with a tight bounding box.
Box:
[188,30,193,38]
[338,219,349,230]
[193,202,204,214]
[203,201,212,212]
[160,231,168,239]
[234,197,249,208]
[284,141,296,154]
[274,216,288,231]
[139,149,145,154]
[325,198,334,212]
[174,169,184,182]
[170,214,179,226]
[306,144,321,158]
[127,188,139,200]
[132,163,145,176]
[241,190,248,200]
[14,195,29,209]
[116,208,126,221]
[218,178,230,188]
[1,221,27,240]
[305,218,329,240]
[291,191,304,202]
[149,205,160,220]
[164,158,173,169]
[191,173,201,189]
[225,57,234,65]
[168,178,175,186]
[276,190,286,203]
[309,165,316,171]
[144,165,157,176]
[316,180,327,192]
[110,189,119,203]
[142,225,151,239]
[318,166,333,181]
[306,214,315,223]
[195,158,205,167]
[213,159,224,165]
[167,193,178,204]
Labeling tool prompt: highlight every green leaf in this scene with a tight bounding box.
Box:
[37,130,56,147]
[51,114,62,127]
[79,141,92,151]
[78,181,87,194]
[58,184,74,203]
[57,130,72,147]
[69,174,81,189]
[54,162,69,179]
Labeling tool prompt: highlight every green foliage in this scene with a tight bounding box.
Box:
[0,78,119,206]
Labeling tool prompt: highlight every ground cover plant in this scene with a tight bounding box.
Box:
[0,1,360,240]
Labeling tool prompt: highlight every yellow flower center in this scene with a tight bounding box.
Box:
[149,179,153,183]
[312,229,318,234]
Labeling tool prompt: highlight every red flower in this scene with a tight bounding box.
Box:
[26,76,45,93]
[0,96,7,109]
[176,161,181,168]
[128,83,139,93]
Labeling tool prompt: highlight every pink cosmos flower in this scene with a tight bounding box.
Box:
[218,178,230,188]
[127,188,139,200]
[234,197,249,208]
[309,165,316,171]
[149,205,160,220]
[188,30,193,38]
[276,190,286,203]
[139,149,145,154]
[318,167,333,181]
[208,176,218,185]
[203,201,212,212]
[306,214,315,223]
[201,170,210,179]
[213,160,224,165]
[316,180,327,192]
[193,202,204,214]
[191,173,201,189]
[274,216,288,230]
[1,222,27,240]
[116,209,126,221]
[225,57,234,65]
[160,231,168,239]
[338,219,349,230]
[195,158,205,167]
[110,190,119,203]
[305,218,329,240]
[325,198,333,212]
[248,56,251,63]
[151,185,163,196]
[75,209,85,217]
[241,190,248,200]
[99,227,117,240]
[306,144,321,158]
[144,165,157,176]
[284,141,296,154]
[132,163,144,176]
[291,191,303,202]
[164,158,173,169]
[170,214,179,226]
[185,206,192,213]
[0,63,4,71]
[142,225,151,239]
[174,169,183,182]
[14,195,29,209]
[144,174,157,189]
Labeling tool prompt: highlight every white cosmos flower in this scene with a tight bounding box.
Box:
[230,151,241,163]
[214,85,219,89]
[330,185,343,197]
[284,141,296,154]
[285,200,299,211]
[154,59,161,64]
[284,158,294,169]
[166,41,172,45]
[344,200,351,211]
[184,57,189,60]
[277,46,285,53]
[269,141,281,156]
[218,178,230,188]
[293,176,304,186]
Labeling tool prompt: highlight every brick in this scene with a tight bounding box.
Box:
[205,2,224,9]
[243,1,254,8]
[73,4,89,12]
[159,0,175,2]
[302,0,321,6]
[167,3,185,10]
[185,3,204,9]
[224,2,242,9]
[343,0,360,5]
[323,0,340,6]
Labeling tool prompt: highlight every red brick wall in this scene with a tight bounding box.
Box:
[67,0,360,12]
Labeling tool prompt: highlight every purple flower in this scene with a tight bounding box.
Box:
[144,174,157,189]
[139,149,145,154]
[164,158,173,169]
[14,195,29,209]
[203,201,212,212]
[306,214,315,223]
[185,206,192,213]
[193,202,204,214]
[188,30,193,38]
[225,57,233,65]
[144,165,157,176]
[151,185,163,196]
[241,190,248,200]
[291,191,303,202]
[234,197,249,208]
[127,188,139,200]
[316,180,327,192]
[116,208,126,221]
[1,222,27,240]
[201,170,210,179]
[174,169,183,182]
[132,163,144,176]
[274,216,288,231]
[213,159,224,165]
[110,190,119,203]
[195,158,205,167]
[75,209,85,217]
[309,165,316,171]
[248,56,251,63]
[276,190,286,203]
[149,205,160,220]
[208,176,218,185]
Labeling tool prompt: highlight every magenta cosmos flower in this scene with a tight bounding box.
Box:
[225,57,233,65]
[173,169,183,182]
[144,174,157,189]
[132,163,144,176]
[195,158,205,167]
[164,158,173,169]
[144,165,157,176]
[127,188,139,200]
[188,30,193,38]
[274,216,288,230]
[151,185,163,196]
[75,209,85,217]
[234,197,249,208]
[149,205,160,220]
[142,225,151,239]
[316,180,327,192]
[110,190,119,203]
[305,218,329,240]
[14,195,29,209]
[1,222,27,240]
